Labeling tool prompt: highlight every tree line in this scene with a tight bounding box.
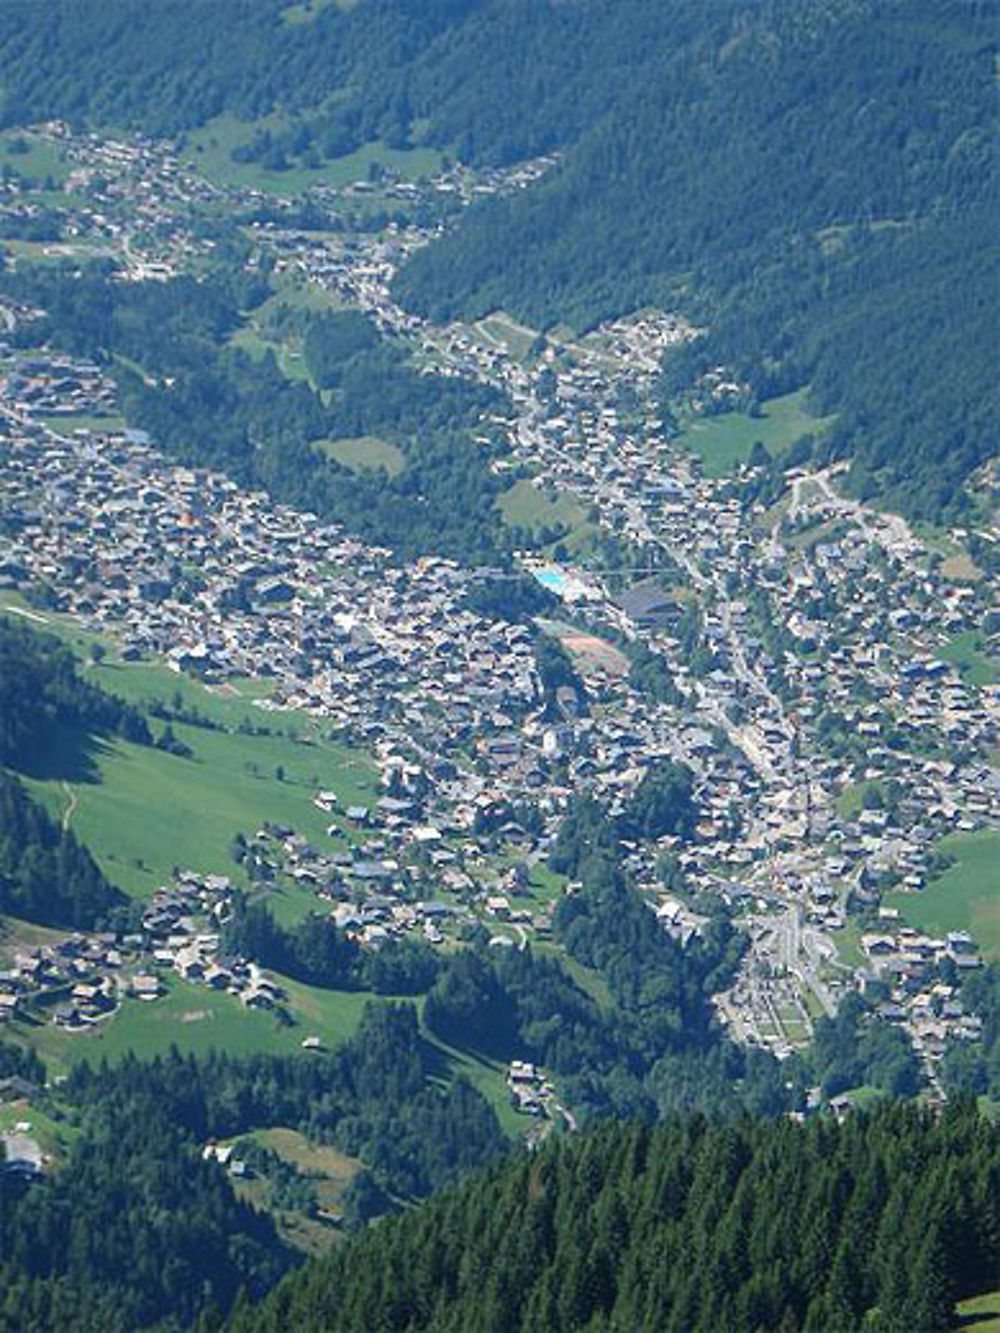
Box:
[226,1098,1000,1333]
[0,1002,509,1331]
[0,615,150,772]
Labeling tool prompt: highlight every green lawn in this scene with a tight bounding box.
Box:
[37,412,128,435]
[940,631,1000,687]
[277,975,380,1048]
[314,435,406,476]
[228,324,316,385]
[525,862,567,907]
[184,113,444,195]
[26,720,375,898]
[475,311,540,361]
[4,238,114,266]
[677,388,835,479]
[837,1085,889,1110]
[0,602,377,897]
[227,282,350,392]
[255,275,347,316]
[91,659,291,729]
[262,881,331,928]
[886,830,1000,958]
[244,1127,359,1186]
[0,130,72,186]
[956,1291,1000,1333]
[835,780,885,819]
[832,919,869,972]
[498,477,589,536]
[230,1125,361,1251]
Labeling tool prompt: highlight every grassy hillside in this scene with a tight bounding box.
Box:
[887,830,1000,960]
[676,389,835,479]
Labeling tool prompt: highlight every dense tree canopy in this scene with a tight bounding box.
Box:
[0,1003,509,1330]
[227,1100,1000,1333]
[222,895,439,995]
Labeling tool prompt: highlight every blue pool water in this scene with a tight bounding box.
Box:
[534,566,570,594]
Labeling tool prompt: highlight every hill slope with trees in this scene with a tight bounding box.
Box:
[0,1,993,518]
[392,0,998,522]
[227,1100,1000,1333]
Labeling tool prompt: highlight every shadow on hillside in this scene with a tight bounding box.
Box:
[422,1031,516,1082]
[13,723,113,784]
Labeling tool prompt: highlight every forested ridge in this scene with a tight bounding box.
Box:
[0,1006,508,1332]
[227,1101,1000,1333]
[391,0,998,521]
[0,1,994,516]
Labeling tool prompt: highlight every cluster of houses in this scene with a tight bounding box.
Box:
[0,869,295,1031]
[2,353,116,422]
[507,1060,556,1117]
[1,119,997,1096]
[1,122,219,282]
[0,930,161,1031]
[859,917,984,1086]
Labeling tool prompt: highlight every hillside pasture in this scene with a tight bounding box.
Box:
[886,830,1000,959]
[677,388,834,479]
[183,114,444,194]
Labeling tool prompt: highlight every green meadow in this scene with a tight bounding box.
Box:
[26,718,374,899]
[498,477,590,539]
[183,113,444,195]
[887,830,1000,959]
[835,780,886,819]
[955,1290,1000,1333]
[3,598,376,897]
[11,972,379,1074]
[940,630,1000,687]
[228,324,316,386]
[230,1126,361,1252]
[474,311,540,362]
[0,129,72,186]
[37,412,129,435]
[314,435,407,476]
[677,388,835,479]
[423,1031,524,1139]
